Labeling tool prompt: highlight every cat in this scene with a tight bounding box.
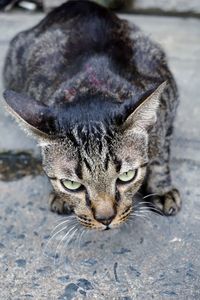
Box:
[3,0,181,230]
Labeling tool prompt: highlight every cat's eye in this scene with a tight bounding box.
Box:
[61,179,83,192]
[117,170,137,184]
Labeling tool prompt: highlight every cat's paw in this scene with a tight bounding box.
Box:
[153,188,181,216]
[49,192,71,214]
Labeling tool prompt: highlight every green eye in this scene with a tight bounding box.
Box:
[118,170,137,183]
[61,180,83,191]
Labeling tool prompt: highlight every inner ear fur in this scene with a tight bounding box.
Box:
[122,81,167,133]
[3,89,56,138]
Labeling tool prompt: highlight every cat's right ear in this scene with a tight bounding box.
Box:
[121,82,166,133]
[3,90,56,139]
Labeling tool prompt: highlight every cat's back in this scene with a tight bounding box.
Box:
[4,0,169,106]
[4,1,132,94]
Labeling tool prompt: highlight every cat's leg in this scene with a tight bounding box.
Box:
[145,128,181,216]
[49,191,72,214]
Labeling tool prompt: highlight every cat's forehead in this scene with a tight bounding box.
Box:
[42,130,114,168]
[42,125,147,176]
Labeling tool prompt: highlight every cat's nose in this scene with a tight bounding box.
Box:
[95,214,115,225]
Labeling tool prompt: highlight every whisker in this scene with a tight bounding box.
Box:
[130,212,150,221]
[62,227,79,251]
[139,206,163,214]
[136,201,155,205]
[43,216,77,258]
[134,201,164,213]
[54,224,78,264]
[57,227,79,265]
[72,223,83,249]
[130,213,150,221]
[52,214,76,225]
[136,205,164,217]
[137,204,164,215]
[135,202,157,208]
[77,227,87,250]
[43,225,70,257]
[50,218,75,235]
[143,193,159,199]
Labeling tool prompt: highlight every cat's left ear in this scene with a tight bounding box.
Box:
[3,89,56,139]
[122,81,167,133]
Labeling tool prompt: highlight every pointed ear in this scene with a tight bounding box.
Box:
[122,82,167,133]
[3,90,56,138]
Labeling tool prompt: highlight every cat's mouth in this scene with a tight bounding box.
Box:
[77,206,132,230]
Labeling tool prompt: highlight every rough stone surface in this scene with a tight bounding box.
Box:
[42,0,200,16]
[0,11,200,300]
[131,0,200,15]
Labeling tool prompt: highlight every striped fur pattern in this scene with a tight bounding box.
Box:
[3,0,181,230]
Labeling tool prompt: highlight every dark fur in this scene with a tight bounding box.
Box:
[3,0,181,228]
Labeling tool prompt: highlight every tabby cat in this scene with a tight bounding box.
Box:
[3,0,181,230]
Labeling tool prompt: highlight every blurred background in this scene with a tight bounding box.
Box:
[1,0,200,16]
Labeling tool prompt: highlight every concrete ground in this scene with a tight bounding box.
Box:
[0,11,200,300]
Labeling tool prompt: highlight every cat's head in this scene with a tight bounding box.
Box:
[3,82,166,230]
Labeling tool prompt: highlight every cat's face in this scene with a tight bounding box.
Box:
[3,82,166,230]
[41,126,148,230]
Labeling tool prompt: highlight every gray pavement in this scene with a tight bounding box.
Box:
[43,0,200,16]
[0,11,200,300]
[130,0,200,16]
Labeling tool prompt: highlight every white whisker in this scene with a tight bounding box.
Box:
[62,227,79,252]
[77,227,86,250]
[130,212,150,221]
[50,219,74,235]
[143,193,159,199]
[137,206,164,216]
[52,214,76,225]
[54,224,78,264]
[43,215,77,258]
[43,225,69,257]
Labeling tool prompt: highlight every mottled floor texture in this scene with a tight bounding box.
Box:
[0,11,200,300]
